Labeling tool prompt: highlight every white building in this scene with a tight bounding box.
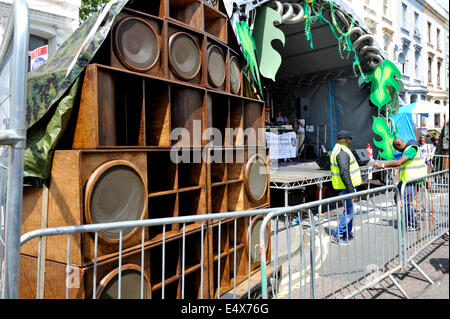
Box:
[0,0,81,63]
[343,0,449,131]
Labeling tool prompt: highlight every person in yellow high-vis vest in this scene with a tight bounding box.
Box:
[330,130,362,245]
[374,138,428,231]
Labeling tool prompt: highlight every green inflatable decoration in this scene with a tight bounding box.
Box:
[372,116,396,160]
[253,6,285,82]
[236,20,263,95]
[365,60,402,109]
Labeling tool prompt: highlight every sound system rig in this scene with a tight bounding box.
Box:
[20,0,270,299]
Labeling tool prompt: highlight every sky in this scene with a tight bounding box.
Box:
[435,0,449,12]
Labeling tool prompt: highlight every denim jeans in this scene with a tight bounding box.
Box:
[396,181,417,227]
[333,189,354,238]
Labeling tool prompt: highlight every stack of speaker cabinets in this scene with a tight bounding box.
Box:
[20,0,270,299]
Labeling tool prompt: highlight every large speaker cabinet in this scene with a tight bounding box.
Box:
[21,0,269,299]
[71,64,264,149]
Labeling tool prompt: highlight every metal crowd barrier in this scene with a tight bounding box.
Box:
[0,0,29,299]
[259,185,406,299]
[19,208,282,299]
[400,169,449,284]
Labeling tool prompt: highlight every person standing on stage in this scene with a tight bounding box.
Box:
[374,137,427,231]
[294,116,306,156]
[330,130,362,245]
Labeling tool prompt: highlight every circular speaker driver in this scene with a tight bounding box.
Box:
[114,17,160,72]
[244,154,268,202]
[169,32,201,80]
[207,45,226,88]
[85,160,147,241]
[97,265,150,299]
[247,217,269,264]
[229,56,241,94]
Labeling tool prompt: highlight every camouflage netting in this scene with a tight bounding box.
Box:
[24,0,129,184]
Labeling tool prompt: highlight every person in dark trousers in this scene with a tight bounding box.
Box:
[330,130,362,245]
[374,138,427,231]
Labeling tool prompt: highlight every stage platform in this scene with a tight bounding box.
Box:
[269,160,394,206]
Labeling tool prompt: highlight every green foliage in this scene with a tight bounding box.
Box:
[79,0,111,22]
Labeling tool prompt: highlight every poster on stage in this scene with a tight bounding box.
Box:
[266,131,297,159]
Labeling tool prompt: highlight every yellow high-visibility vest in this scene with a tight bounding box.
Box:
[400,145,428,182]
[330,143,362,190]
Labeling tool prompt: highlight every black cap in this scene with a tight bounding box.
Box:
[337,130,353,140]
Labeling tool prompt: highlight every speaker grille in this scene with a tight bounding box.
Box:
[85,160,147,240]
[169,32,201,80]
[207,45,226,88]
[229,56,241,94]
[113,17,160,72]
[98,265,149,299]
[245,154,268,202]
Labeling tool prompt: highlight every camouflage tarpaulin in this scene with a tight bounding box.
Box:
[24,0,129,182]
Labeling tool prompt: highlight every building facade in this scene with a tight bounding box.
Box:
[343,0,449,131]
[0,0,81,60]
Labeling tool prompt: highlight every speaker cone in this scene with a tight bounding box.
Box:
[247,217,269,264]
[97,265,150,299]
[85,160,147,241]
[169,32,201,80]
[207,45,226,88]
[244,154,268,202]
[229,56,241,94]
[113,17,160,72]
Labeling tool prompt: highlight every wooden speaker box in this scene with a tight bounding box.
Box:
[167,0,203,31]
[228,53,243,96]
[167,23,204,85]
[205,38,227,91]
[19,248,151,299]
[109,8,165,77]
[206,147,270,215]
[21,150,148,266]
[203,2,227,42]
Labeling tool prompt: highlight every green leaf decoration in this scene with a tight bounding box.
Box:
[372,116,396,160]
[365,60,402,109]
[253,6,285,81]
[236,20,263,95]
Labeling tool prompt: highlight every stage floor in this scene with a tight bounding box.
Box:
[269,161,329,184]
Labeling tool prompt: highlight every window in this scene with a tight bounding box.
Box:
[434,113,441,127]
[415,51,420,78]
[437,29,441,49]
[410,95,418,103]
[428,57,433,83]
[428,22,432,43]
[383,0,389,16]
[402,3,408,28]
[383,35,391,59]
[414,12,420,35]
[437,61,441,86]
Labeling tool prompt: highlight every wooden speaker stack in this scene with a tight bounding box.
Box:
[20,0,269,299]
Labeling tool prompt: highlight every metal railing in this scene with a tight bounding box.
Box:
[19,208,282,299]
[259,168,449,299]
[0,0,29,299]
[400,169,449,283]
[259,185,406,299]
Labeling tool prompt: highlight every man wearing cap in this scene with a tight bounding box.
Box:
[330,130,362,245]
[374,137,427,231]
